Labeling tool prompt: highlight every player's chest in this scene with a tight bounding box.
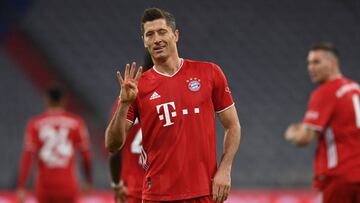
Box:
[138,74,212,117]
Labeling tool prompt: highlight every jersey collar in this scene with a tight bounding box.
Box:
[153,58,184,78]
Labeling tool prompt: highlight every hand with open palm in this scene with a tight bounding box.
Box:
[117,62,143,105]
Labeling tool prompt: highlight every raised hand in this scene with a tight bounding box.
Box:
[117,62,143,105]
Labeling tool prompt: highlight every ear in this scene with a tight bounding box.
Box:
[142,36,148,48]
[174,29,179,42]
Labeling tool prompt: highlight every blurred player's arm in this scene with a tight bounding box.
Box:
[284,123,318,146]
[17,122,37,203]
[105,63,142,152]
[77,121,93,192]
[80,149,92,192]
[109,150,127,203]
[16,150,33,203]
[213,106,241,203]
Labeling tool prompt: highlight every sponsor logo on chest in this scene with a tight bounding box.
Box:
[156,102,200,127]
[187,78,201,92]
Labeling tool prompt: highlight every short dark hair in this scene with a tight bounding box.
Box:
[46,86,65,104]
[142,50,154,72]
[140,8,176,35]
[310,42,339,59]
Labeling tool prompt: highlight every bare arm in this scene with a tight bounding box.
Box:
[105,62,142,152]
[284,123,318,146]
[80,149,92,193]
[109,150,127,203]
[105,104,133,151]
[109,150,122,185]
[212,105,241,203]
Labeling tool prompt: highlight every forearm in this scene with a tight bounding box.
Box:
[17,151,33,188]
[285,123,315,146]
[218,124,241,172]
[81,150,92,184]
[105,103,130,151]
[109,150,122,184]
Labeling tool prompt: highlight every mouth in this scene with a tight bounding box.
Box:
[308,71,315,78]
[153,45,165,53]
[309,73,318,81]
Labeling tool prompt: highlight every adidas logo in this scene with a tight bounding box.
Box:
[150,92,161,100]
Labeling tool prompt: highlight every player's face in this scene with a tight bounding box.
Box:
[307,50,333,84]
[143,19,179,61]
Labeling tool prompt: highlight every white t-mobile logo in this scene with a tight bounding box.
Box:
[156,102,177,127]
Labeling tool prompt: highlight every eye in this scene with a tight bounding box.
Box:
[158,29,167,35]
[145,32,153,37]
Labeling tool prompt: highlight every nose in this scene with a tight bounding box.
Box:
[153,33,162,44]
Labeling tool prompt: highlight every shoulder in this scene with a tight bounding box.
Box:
[27,112,47,126]
[184,59,224,79]
[185,59,220,69]
[138,67,155,84]
[311,78,350,100]
[26,115,41,129]
[59,111,86,127]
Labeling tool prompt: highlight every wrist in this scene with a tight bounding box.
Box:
[218,162,232,174]
[111,180,124,189]
[118,96,133,106]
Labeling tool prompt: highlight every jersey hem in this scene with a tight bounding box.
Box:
[142,191,210,201]
[216,103,235,113]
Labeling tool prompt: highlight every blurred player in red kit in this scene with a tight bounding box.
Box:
[105,8,241,203]
[108,52,153,203]
[285,42,360,203]
[16,86,92,203]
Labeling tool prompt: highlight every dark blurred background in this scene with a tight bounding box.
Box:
[1,0,359,190]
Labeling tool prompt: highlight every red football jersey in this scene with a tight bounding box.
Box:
[127,59,234,201]
[121,122,144,199]
[112,101,144,199]
[18,110,90,196]
[303,77,360,188]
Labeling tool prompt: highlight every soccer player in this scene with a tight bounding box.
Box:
[16,86,92,203]
[285,42,360,203]
[105,8,241,203]
[109,52,153,203]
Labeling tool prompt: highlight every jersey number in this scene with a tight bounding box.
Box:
[39,125,73,168]
[130,129,143,165]
[131,129,142,154]
[353,94,360,128]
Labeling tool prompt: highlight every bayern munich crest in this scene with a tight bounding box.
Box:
[186,78,201,92]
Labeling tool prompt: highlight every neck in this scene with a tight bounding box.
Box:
[326,67,342,82]
[47,106,64,112]
[153,55,182,76]
[327,72,342,81]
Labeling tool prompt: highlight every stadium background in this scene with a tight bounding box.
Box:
[1,0,359,202]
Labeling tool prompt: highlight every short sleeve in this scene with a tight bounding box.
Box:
[212,64,234,113]
[303,89,336,132]
[127,100,139,123]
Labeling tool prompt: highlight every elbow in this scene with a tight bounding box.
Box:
[295,136,312,147]
[234,122,241,140]
[105,129,125,152]
[105,137,124,152]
